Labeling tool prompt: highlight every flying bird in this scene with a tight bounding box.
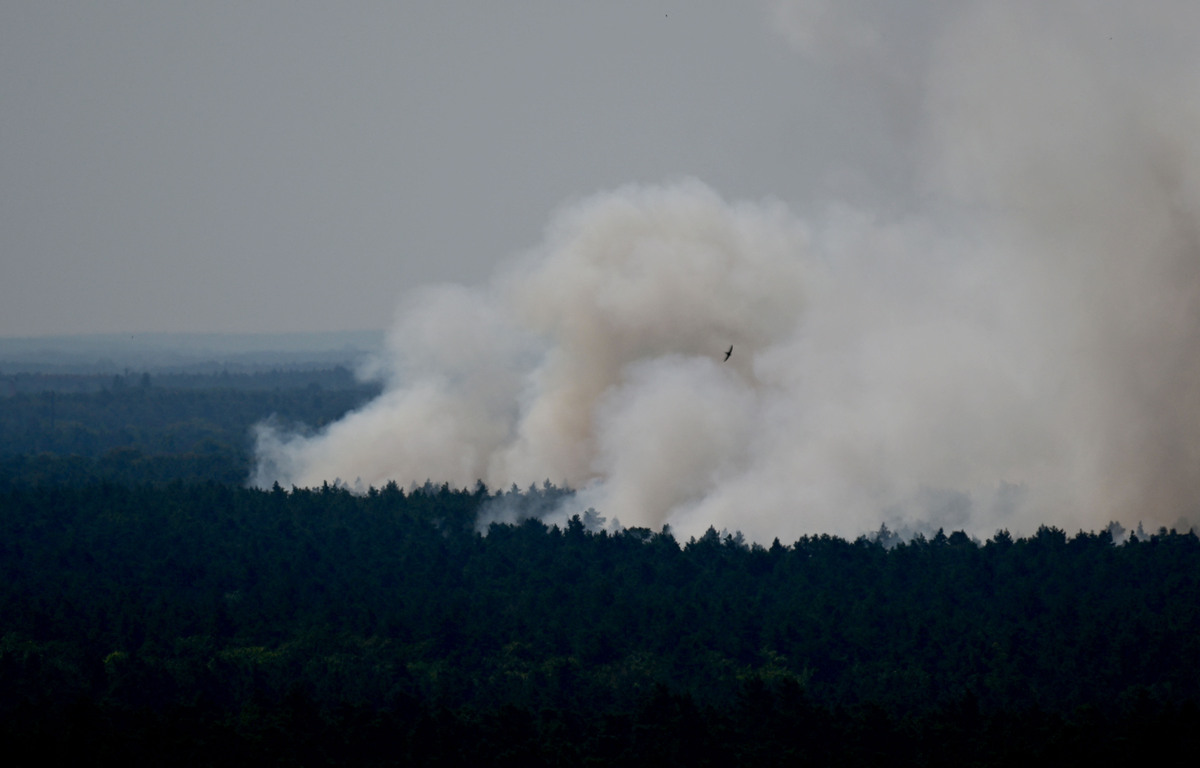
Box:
[724,345,733,362]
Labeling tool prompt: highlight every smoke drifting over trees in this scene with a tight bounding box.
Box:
[254,2,1200,541]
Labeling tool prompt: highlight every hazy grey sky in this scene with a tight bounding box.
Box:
[2,1,910,337]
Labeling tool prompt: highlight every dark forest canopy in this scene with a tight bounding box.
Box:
[2,369,1200,763]
[3,479,1199,763]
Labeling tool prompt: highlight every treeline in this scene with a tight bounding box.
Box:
[2,480,1198,763]
[0,366,372,395]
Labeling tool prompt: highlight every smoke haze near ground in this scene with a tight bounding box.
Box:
[253,2,1200,542]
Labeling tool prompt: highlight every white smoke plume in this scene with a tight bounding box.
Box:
[254,2,1200,542]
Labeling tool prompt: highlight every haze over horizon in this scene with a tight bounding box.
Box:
[4,1,876,338]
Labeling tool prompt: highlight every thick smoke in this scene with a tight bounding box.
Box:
[254,2,1200,541]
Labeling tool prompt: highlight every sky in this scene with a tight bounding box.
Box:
[1,1,907,338]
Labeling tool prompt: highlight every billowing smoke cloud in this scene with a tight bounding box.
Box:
[254,2,1200,541]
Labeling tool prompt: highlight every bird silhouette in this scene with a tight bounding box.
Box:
[724,345,733,362]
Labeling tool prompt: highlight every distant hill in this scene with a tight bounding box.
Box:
[0,330,385,374]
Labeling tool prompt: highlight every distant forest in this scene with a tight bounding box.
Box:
[2,368,1198,765]
[0,368,380,487]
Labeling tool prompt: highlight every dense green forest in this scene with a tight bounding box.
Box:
[2,370,1199,764]
[4,481,1199,765]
